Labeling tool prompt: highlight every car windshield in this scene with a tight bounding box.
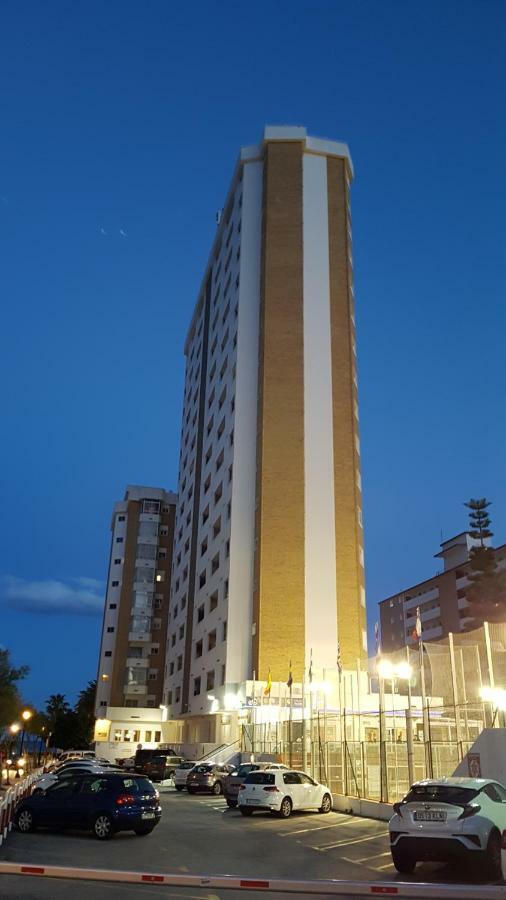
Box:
[245,772,275,785]
[404,785,480,805]
[193,765,213,773]
[178,762,196,770]
[121,776,155,793]
[236,764,258,777]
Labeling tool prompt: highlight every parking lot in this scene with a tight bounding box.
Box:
[0,785,497,898]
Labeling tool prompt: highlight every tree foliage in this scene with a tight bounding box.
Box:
[0,648,29,729]
[465,498,506,623]
[44,682,96,749]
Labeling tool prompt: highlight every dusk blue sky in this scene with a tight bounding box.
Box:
[1,1,505,709]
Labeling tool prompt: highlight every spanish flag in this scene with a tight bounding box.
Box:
[264,668,272,697]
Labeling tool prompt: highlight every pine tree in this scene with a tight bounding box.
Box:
[464,498,506,622]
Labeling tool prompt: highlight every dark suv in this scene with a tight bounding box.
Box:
[15,772,161,840]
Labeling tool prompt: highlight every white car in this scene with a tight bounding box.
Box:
[33,762,107,793]
[238,769,332,818]
[173,762,198,791]
[389,777,506,879]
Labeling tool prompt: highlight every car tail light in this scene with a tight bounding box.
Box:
[263,786,280,793]
[458,804,481,819]
[116,794,136,806]
[393,802,403,817]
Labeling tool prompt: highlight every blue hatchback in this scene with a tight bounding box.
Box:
[15,772,161,840]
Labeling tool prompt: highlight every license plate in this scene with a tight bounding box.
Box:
[246,799,259,805]
[142,811,155,820]
[414,811,446,822]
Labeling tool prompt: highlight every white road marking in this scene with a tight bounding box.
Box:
[278,816,355,836]
[310,831,389,851]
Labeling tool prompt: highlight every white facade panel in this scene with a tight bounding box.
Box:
[302,152,338,670]
[227,160,263,685]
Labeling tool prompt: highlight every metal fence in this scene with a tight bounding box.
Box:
[243,622,506,803]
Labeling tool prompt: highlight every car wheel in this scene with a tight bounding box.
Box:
[485,830,502,880]
[175,785,184,792]
[93,813,114,840]
[240,807,254,816]
[226,799,237,808]
[212,781,223,796]
[16,809,36,833]
[319,793,332,814]
[391,846,416,874]
[134,827,154,836]
[278,797,292,818]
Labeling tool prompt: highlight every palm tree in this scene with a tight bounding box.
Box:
[45,693,70,728]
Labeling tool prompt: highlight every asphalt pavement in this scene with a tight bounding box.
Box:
[0,785,496,898]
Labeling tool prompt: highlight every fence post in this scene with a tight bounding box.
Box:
[448,633,463,760]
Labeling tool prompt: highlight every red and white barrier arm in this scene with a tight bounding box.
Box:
[0,863,504,897]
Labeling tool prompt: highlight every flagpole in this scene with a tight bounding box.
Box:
[252,670,256,757]
[416,606,432,779]
[301,673,306,772]
[288,661,293,768]
[308,649,314,779]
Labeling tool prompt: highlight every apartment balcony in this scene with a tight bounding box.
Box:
[126,657,149,668]
[139,513,160,524]
[128,631,152,642]
[123,684,147,696]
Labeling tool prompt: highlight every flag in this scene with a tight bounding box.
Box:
[287,661,293,689]
[308,648,313,685]
[412,607,422,643]
[374,622,381,658]
[337,641,342,674]
[264,669,272,697]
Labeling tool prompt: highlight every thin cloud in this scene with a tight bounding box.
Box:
[0,576,104,616]
[119,228,127,237]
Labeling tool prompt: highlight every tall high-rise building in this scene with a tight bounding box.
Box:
[95,485,176,716]
[163,126,366,723]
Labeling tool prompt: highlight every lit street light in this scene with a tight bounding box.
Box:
[15,710,33,778]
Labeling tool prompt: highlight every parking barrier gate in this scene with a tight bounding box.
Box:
[0,863,504,897]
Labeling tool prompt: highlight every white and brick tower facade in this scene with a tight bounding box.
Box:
[164,127,367,721]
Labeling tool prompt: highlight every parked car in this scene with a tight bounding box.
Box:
[389,777,506,878]
[116,755,136,771]
[186,763,234,795]
[224,763,288,808]
[238,769,332,818]
[144,755,184,782]
[15,772,161,840]
[33,762,109,794]
[173,761,198,791]
[134,747,176,774]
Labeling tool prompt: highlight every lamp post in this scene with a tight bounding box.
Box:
[377,659,414,795]
[16,710,33,778]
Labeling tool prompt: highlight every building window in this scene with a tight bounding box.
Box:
[206,670,215,691]
[114,558,122,565]
[202,505,210,524]
[171,634,176,647]
[177,655,182,671]
[107,627,114,633]
[197,604,205,623]
[211,553,219,575]
[145,730,152,742]
[167,691,173,704]
[221,664,226,685]
[214,483,223,504]
[154,731,161,742]
[118,515,125,522]
[148,673,157,680]
[216,449,224,472]
[111,580,119,587]
[222,620,227,641]
[116,537,124,543]
[179,624,184,640]
[104,651,112,657]
[150,646,159,655]
[193,676,201,696]
[213,517,221,538]
[169,661,174,675]
[109,603,117,610]
[208,629,217,651]
[175,686,181,703]
[156,572,165,583]
[199,570,206,588]
[196,639,203,658]
[201,537,208,556]
[209,591,218,612]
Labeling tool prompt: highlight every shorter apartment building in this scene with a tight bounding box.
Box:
[380,532,506,652]
[95,485,176,716]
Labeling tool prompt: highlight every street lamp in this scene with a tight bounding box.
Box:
[377,658,414,792]
[480,686,506,726]
[15,710,33,777]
